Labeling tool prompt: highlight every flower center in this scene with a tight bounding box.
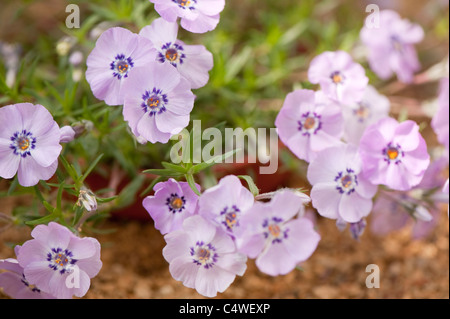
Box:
[173,0,196,10]
[147,96,161,109]
[190,241,218,269]
[47,248,77,275]
[303,117,316,130]
[354,103,370,122]
[220,205,240,231]
[141,88,168,117]
[166,193,186,213]
[158,43,186,67]
[110,54,134,80]
[331,71,344,84]
[262,217,288,244]
[335,169,358,195]
[165,48,178,62]
[298,112,321,136]
[10,130,36,158]
[383,143,404,164]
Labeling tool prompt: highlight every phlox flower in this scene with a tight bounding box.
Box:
[307,144,378,223]
[162,215,247,297]
[370,157,448,238]
[342,85,390,145]
[0,246,55,299]
[140,17,214,89]
[431,77,449,152]
[0,103,71,187]
[150,0,226,34]
[17,222,102,299]
[197,175,254,239]
[236,190,321,276]
[359,117,430,191]
[308,51,369,105]
[86,27,157,106]
[275,89,344,163]
[143,178,201,235]
[122,62,195,144]
[360,10,424,83]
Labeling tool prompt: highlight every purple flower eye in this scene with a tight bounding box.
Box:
[110,54,134,79]
[330,71,345,84]
[335,169,358,195]
[190,241,218,269]
[141,88,169,117]
[383,143,404,164]
[10,130,36,158]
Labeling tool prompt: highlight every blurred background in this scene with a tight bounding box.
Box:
[0,0,449,299]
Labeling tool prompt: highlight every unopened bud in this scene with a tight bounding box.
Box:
[77,188,97,212]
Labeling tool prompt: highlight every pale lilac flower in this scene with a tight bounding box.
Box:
[0,103,65,187]
[0,246,55,299]
[360,10,424,83]
[370,157,446,239]
[431,77,449,152]
[308,51,369,105]
[307,144,378,223]
[86,27,157,106]
[275,89,344,163]
[140,18,214,89]
[197,175,254,238]
[150,0,226,34]
[359,117,430,191]
[17,222,102,299]
[162,215,247,297]
[143,178,201,234]
[342,85,390,145]
[236,190,320,276]
[122,62,195,144]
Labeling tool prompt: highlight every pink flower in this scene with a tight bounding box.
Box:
[197,175,254,238]
[143,178,201,235]
[86,27,156,106]
[236,190,320,276]
[0,246,56,299]
[342,85,390,145]
[17,222,102,299]
[162,215,247,297]
[431,77,449,152]
[308,51,369,105]
[150,0,226,34]
[275,89,344,163]
[307,144,378,223]
[122,62,195,144]
[140,17,214,89]
[360,10,424,83]
[0,103,68,187]
[359,117,430,191]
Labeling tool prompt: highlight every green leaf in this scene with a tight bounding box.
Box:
[161,162,188,174]
[189,149,239,175]
[142,168,184,177]
[79,153,104,184]
[238,175,260,197]
[185,174,201,196]
[25,213,57,226]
